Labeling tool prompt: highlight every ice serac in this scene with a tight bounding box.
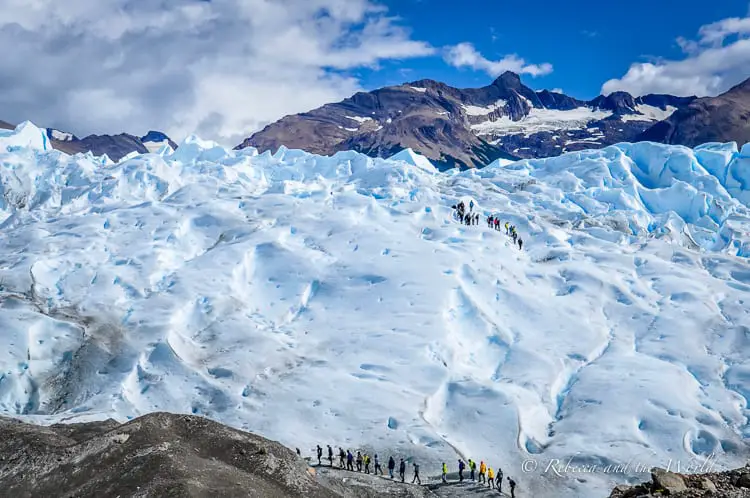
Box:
[387,148,438,173]
[0,121,51,151]
[1,122,750,498]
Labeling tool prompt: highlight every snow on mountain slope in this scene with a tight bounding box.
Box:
[472,107,614,138]
[621,104,678,122]
[1,122,750,497]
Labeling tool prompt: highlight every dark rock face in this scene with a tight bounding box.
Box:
[238,71,697,169]
[639,78,750,147]
[591,91,637,114]
[52,133,150,160]
[0,413,338,498]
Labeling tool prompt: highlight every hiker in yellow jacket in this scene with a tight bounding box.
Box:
[488,467,495,489]
[441,462,448,482]
[479,461,486,484]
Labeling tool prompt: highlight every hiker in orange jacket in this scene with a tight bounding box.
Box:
[479,461,486,484]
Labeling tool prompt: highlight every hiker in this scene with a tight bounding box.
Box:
[347,450,354,471]
[339,448,346,468]
[469,200,474,212]
[494,219,500,231]
[465,215,471,226]
[469,459,476,481]
[316,445,322,465]
[474,213,479,225]
[296,447,301,456]
[496,467,504,492]
[442,462,448,482]
[479,461,486,483]
[512,231,518,244]
[399,458,406,482]
[356,451,363,472]
[518,237,523,250]
[327,445,333,466]
[412,462,421,485]
[505,222,509,234]
[374,454,383,475]
[508,476,516,497]
[388,456,396,478]
[458,459,465,482]
[488,467,495,489]
[487,215,493,228]
[364,454,371,474]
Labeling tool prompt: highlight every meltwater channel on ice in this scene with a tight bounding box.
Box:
[1,121,750,497]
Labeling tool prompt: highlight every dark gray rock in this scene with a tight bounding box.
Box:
[736,473,750,488]
[610,464,750,498]
[639,77,750,147]
[651,467,687,494]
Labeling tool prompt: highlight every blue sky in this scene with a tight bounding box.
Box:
[2,0,750,143]
[356,0,750,98]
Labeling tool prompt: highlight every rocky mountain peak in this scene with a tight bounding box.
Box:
[492,71,523,89]
[591,91,637,114]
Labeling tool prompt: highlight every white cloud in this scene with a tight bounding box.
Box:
[550,88,564,94]
[0,0,434,145]
[443,42,553,78]
[602,13,750,97]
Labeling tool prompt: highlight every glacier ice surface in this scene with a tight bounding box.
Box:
[1,122,750,497]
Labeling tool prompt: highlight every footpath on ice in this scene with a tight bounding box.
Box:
[1,122,750,497]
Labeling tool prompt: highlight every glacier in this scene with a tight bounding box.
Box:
[1,122,750,497]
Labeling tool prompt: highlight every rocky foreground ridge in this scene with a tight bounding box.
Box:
[0,412,440,498]
[610,466,750,497]
[3,411,748,497]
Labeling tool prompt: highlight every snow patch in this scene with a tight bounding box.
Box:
[50,129,74,141]
[472,107,613,137]
[462,99,508,116]
[621,104,678,122]
[345,116,373,125]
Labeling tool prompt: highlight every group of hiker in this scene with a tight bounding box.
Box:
[310,445,518,496]
[442,459,517,496]
[311,445,420,483]
[452,200,524,251]
[454,200,481,226]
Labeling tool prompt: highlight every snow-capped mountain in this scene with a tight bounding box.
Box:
[1,121,750,497]
[237,71,696,168]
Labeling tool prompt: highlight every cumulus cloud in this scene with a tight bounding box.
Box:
[0,0,434,145]
[602,13,750,97]
[443,42,553,78]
